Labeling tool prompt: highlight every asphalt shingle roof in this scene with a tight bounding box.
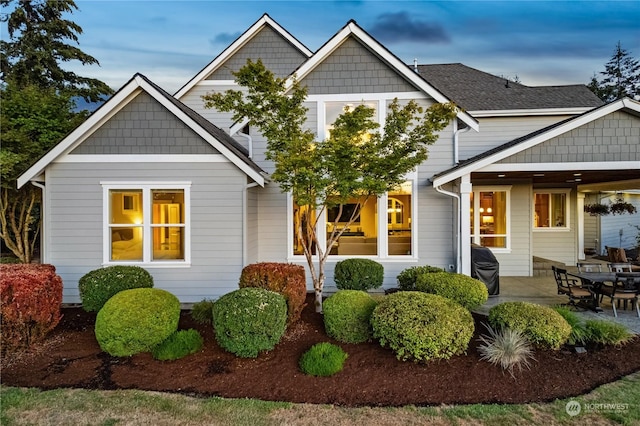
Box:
[416,63,603,112]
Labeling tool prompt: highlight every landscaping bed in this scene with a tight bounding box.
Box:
[2,293,640,407]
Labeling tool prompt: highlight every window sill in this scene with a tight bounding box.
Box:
[102,261,191,268]
[533,227,571,232]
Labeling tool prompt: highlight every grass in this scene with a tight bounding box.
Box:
[2,371,639,425]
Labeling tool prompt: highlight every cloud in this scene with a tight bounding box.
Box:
[368,11,450,44]
[210,31,242,46]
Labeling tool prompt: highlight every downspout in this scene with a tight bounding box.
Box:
[31,181,46,264]
[434,184,461,273]
[235,131,253,159]
[453,121,471,165]
[243,182,260,267]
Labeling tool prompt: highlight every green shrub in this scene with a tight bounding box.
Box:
[477,325,534,377]
[323,290,377,343]
[370,291,474,362]
[191,299,215,325]
[553,306,589,346]
[396,265,445,291]
[334,258,383,291]
[415,272,488,310]
[95,288,180,357]
[212,288,287,358]
[299,342,348,377]
[79,266,154,312]
[585,320,633,346]
[239,262,307,324]
[488,302,571,350]
[151,329,204,361]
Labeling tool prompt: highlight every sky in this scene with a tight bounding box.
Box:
[2,0,640,94]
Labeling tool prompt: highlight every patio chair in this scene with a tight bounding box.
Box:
[608,263,633,272]
[576,262,602,273]
[607,247,640,271]
[599,272,640,318]
[552,265,593,309]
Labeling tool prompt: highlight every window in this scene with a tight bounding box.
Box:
[290,180,415,258]
[534,190,570,229]
[470,187,510,249]
[325,101,378,140]
[103,183,190,265]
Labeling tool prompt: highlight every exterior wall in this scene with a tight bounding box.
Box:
[207,26,307,80]
[460,115,573,160]
[71,92,219,155]
[532,189,578,266]
[600,193,640,251]
[583,213,599,254]
[498,111,640,164]
[46,161,247,304]
[302,37,417,95]
[245,185,259,264]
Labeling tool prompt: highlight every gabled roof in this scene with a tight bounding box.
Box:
[432,97,640,187]
[230,20,479,134]
[174,13,312,99]
[18,73,266,188]
[417,63,603,113]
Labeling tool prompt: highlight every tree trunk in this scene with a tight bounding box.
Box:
[0,187,40,263]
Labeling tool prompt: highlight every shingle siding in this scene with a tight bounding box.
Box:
[71,92,219,155]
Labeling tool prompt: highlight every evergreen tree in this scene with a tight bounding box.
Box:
[588,42,640,102]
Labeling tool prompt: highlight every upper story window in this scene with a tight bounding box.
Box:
[102,182,191,265]
[470,187,510,250]
[534,190,570,229]
[324,101,378,139]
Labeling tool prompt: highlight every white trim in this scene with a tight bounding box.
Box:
[17,75,265,188]
[191,80,237,86]
[174,14,312,99]
[469,107,594,118]
[102,182,191,266]
[432,98,640,187]
[479,161,640,172]
[58,155,230,163]
[308,92,427,102]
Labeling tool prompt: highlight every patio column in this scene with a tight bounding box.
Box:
[460,174,472,275]
[577,192,585,260]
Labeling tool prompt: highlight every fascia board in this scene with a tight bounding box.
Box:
[469,107,595,118]
[432,98,638,187]
[17,79,143,188]
[175,14,312,100]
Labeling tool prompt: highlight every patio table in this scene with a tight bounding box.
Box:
[567,271,617,312]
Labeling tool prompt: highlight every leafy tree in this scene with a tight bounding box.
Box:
[0,0,112,102]
[203,60,456,311]
[0,0,110,262]
[588,42,640,102]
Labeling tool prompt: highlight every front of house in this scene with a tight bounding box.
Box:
[18,14,640,303]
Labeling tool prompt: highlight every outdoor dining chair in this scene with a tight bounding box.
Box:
[552,265,593,309]
[608,262,633,272]
[599,272,640,318]
[576,262,603,273]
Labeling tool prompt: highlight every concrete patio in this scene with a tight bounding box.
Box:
[475,275,640,334]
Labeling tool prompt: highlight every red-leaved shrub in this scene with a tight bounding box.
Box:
[239,262,307,324]
[0,264,63,352]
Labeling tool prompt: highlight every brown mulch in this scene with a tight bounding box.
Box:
[2,293,640,407]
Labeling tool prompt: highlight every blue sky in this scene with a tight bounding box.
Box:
[4,1,640,94]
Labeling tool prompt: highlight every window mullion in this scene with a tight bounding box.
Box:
[143,187,151,262]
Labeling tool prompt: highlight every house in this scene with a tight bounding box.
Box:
[18,14,640,303]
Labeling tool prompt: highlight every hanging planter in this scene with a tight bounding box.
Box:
[584,203,610,216]
[609,198,637,215]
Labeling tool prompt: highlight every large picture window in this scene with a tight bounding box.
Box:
[470,187,510,249]
[103,183,190,265]
[534,190,570,229]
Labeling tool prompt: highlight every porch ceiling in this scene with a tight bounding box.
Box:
[471,169,640,189]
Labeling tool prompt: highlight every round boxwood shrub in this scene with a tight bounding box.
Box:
[95,288,180,357]
[396,265,445,291]
[334,258,383,291]
[488,302,571,350]
[299,342,348,377]
[212,288,287,358]
[79,265,154,312]
[415,272,488,310]
[323,290,377,343]
[151,329,204,361]
[370,291,474,362]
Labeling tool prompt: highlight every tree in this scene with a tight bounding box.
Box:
[588,42,640,102]
[0,0,111,262]
[0,0,112,102]
[203,60,457,311]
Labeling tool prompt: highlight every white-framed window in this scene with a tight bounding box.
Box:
[533,189,570,230]
[290,178,416,259]
[101,182,191,266]
[470,186,511,250]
